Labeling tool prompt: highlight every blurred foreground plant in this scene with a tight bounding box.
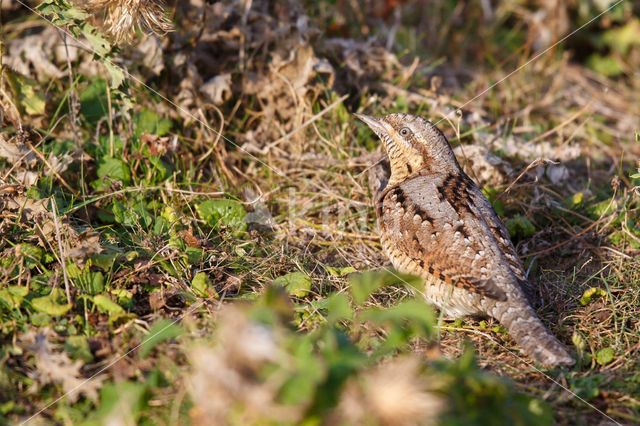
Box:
[186,271,552,425]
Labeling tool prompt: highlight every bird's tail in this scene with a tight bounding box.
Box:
[499,303,574,366]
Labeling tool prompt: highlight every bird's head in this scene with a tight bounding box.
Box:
[355,113,458,185]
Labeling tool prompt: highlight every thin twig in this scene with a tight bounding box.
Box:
[26,142,78,195]
[528,95,597,145]
[260,94,349,154]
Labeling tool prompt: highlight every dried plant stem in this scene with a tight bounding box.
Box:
[27,142,78,195]
[51,198,72,304]
[528,95,597,145]
[62,32,80,147]
[262,94,349,153]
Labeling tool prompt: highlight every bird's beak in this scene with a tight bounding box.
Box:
[354,113,388,138]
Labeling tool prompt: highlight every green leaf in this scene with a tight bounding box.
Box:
[81,23,111,56]
[196,199,247,233]
[62,5,89,20]
[93,380,150,422]
[18,78,46,115]
[32,288,72,316]
[93,295,125,315]
[326,293,353,324]
[273,272,312,298]
[91,252,119,270]
[112,200,153,228]
[185,247,205,265]
[80,79,108,124]
[586,54,623,77]
[67,263,104,295]
[602,18,640,54]
[505,215,536,239]
[324,265,356,277]
[0,286,29,309]
[111,289,133,306]
[595,347,614,366]
[349,270,422,305]
[64,335,94,363]
[104,60,125,88]
[140,319,183,358]
[98,157,131,184]
[134,109,172,137]
[360,299,434,335]
[580,287,607,306]
[566,192,584,209]
[20,243,43,269]
[191,272,212,298]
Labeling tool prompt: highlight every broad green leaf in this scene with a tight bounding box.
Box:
[595,347,614,366]
[360,299,434,336]
[112,201,153,228]
[32,288,72,316]
[19,79,46,115]
[191,272,213,298]
[185,247,205,265]
[62,5,89,20]
[104,60,125,88]
[587,54,623,77]
[67,263,104,295]
[505,215,536,239]
[93,294,125,315]
[162,206,179,224]
[326,293,352,323]
[80,79,109,124]
[91,252,119,270]
[325,265,356,277]
[196,199,247,233]
[64,335,94,363]
[93,381,150,421]
[21,243,43,269]
[349,270,422,305]
[134,109,172,137]
[81,23,111,56]
[602,18,640,54]
[587,199,615,219]
[0,286,29,309]
[273,272,312,298]
[96,158,131,185]
[140,319,183,358]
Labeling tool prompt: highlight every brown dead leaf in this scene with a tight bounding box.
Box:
[0,133,38,166]
[66,230,103,266]
[178,229,202,248]
[5,29,65,79]
[149,291,165,311]
[200,74,232,105]
[20,329,104,403]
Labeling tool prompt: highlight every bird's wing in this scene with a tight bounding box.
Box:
[465,182,535,300]
[379,172,521,301]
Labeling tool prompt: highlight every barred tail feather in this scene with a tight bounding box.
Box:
[499,304,574,366]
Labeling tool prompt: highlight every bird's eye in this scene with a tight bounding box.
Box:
[399,127,411,136]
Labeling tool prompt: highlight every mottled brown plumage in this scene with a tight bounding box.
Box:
[356,112,574,366]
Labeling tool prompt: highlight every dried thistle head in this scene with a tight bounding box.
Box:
[334,356,444,425]
[80,0,173,42]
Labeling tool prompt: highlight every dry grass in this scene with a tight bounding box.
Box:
[1,0,639,424]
